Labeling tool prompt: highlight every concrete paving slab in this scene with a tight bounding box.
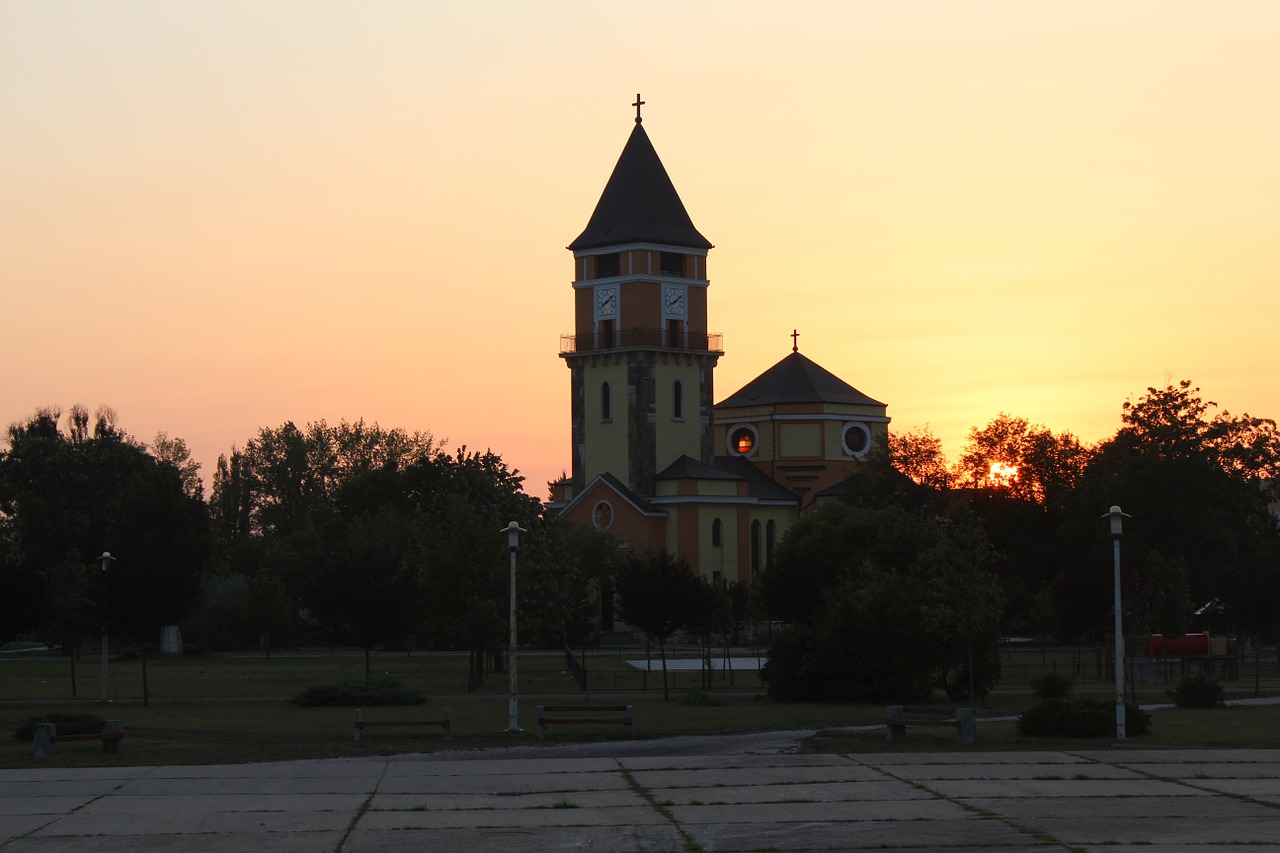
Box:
[1185,778,1280,798]
[74,793,366,814]
[375,769,628,794]
[670,798,969,824]
[0,816,57,840]
[4,832,337,852]
[0,797,94,816]
[356,804,665,829]
[5,746,1280,851]
[0,780,126,798]
[628,763,882,788]
[1077,748,1280,764]
[113,775,381,796]
[927,777,1213,799]
[854,750,1091,765]
[657,779,930,805]
[1120,761,1280,778]
[878,762,1141,780]
[342,824,684,852]
[395,756,622,775]
[0,767,151,782]
[687,817,1043,851]
[1031,814,1280,846]
[141,759,386,778]
[618,753,851,770]
[31,810,349,836]
[968,794,1278,819]
[370,788,645,810]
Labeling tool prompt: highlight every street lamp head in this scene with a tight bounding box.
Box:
[99,551,116,571]
[1102,505,1130,538]
[502,521,527,551]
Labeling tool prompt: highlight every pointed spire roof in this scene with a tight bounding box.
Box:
[717,351,886,408]
[569,120,712,251]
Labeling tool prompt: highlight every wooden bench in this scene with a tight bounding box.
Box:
[353,708,451,742]
[885,706,976,745]
[33,720,125,759]
[536,704,634,741]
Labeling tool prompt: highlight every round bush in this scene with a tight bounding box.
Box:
[1171,671,1225,708]
[1018,698,1150,738]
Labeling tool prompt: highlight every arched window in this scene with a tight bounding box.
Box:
[711,517,722,547]
[673,380,684,420]
[601,381,611,421]
[750,520,762,575]
[766,520,777,570]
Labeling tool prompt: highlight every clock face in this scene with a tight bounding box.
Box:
[596,287,617,316]
[664,287,686,315]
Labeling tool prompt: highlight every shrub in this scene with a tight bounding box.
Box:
[1018,698,1150,738]
[1171,671,1225,708]
[679,689,721,707]
[13,713,105,742]
[291,678,425,707]
[1030,672,1073,700]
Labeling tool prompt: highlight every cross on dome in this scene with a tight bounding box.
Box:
[632,93,645,123]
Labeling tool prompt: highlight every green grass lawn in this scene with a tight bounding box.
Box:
[4,648,1279,768]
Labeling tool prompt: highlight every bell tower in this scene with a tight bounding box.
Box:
[559,98,723,498]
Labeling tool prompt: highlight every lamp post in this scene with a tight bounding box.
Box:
[1103,506,1130,740]
[98,551,115,702]
[502,521,526,733]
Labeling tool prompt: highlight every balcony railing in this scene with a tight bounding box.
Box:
[560,328,724,354]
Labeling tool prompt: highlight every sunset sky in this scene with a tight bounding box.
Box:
[4,1,1277,497]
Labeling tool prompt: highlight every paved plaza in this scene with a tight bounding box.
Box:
[4,743,1280,851]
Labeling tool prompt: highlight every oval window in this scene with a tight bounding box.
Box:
[842,423,871,457]
[729,425,757,457]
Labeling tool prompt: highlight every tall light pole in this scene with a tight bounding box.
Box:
[99,551,115,702]
[1103,506,1130,740]
[502,521,526,733]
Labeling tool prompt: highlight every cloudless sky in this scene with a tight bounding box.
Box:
[3,1,1277,497]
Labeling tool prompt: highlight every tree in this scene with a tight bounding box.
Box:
[0,408,208,700]
[310,508,424,680]
[614,551,718,700]
[888,426,953,490]
[1053,381,1278,641]
[955,413,1091,505]
[759,497,1003,703]
[149,431,204,499]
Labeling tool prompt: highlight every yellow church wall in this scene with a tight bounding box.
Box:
[581,359,631,485]
[779,422,822,458]
[698,504,738,583]
[653,360,705,472]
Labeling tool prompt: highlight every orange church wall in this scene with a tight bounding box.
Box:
[621,281,661,317]
[574,289,593,335]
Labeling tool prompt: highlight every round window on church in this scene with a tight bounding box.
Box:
[592,500,614,531]
[842,422,871,457]
[728,425,758,457]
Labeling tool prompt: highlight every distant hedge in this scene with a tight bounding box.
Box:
[291,678,425,707]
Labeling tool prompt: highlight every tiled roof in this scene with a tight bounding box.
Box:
[568,122,712,251]
[717,352,885,408]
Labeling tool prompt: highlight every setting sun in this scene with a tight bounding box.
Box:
[988,462,1020,489]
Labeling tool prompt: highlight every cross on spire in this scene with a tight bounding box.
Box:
[791,329,800,353]
[632,93,645,124]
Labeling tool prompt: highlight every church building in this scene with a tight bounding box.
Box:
[550,101,889,584]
